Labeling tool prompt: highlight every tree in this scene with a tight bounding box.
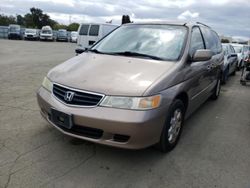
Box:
[0,14,16,26]
[67,22,79,31]
[53,23,68,30]
[16,15,25,26]
[24,13,33,27]
[22,7,58,29]
[30,7,43,28]
[221,38,230,43]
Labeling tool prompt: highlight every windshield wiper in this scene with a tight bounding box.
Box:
[87,49,103,54]
[87,49,115,55]
[112,51,164,60]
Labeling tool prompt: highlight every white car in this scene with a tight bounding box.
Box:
[70,31,78,43]
[40,26,53,41]
[231,43,244,70]
[24,29,39,40]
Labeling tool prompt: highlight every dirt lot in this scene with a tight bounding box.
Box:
[0,39,250,188]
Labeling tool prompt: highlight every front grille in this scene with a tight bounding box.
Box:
[53,84,103,107]
[58,124,103,139]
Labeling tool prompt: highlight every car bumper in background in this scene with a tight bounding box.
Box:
[37,87,167,149]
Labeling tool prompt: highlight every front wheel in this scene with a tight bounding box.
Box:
[156,100,185,152]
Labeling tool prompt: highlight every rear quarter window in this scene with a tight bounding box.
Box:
[79,24,89,35]
[89,25,100,36]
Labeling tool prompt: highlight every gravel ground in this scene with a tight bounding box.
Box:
[0,39,250,188]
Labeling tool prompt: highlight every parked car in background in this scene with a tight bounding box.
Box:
[75,23,118,54]
[57,29,68,42]
[24,29,39,40]
[231,43,244,70]
[243,45,250,62]
[8,24,21,40]
[222,44,237,84]
[37,22,223,152]
[70,31,77,43]
[40,26,53,41]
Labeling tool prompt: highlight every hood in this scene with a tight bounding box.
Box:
[48,53,176,96]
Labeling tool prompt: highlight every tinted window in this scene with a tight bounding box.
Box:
[200,27,221,54]
[190,27,205,56]
[79,24,89,35]
[89,25,100,36]
[93,24,188,61]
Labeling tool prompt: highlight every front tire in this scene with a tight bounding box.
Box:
[156,100,185,152]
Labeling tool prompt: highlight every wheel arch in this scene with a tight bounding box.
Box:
[174,92,189,113]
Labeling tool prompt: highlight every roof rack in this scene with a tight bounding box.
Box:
[196,22,210,28]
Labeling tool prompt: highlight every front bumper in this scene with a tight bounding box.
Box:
[40,36,53,40]
[37,87,167,149]
[25,35,38,39]
[8,33,21,39]
[57,37,68,41]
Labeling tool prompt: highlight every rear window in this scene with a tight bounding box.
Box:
[89,25,100,36]
[79,24,89,35]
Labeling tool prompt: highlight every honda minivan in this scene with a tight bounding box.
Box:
[37,21,224,152]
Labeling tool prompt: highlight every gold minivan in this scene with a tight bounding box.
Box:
[37,21,224,152]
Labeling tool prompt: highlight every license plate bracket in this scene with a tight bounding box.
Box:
[50,108,73,129]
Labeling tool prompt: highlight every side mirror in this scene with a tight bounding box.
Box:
[192,49,213,62]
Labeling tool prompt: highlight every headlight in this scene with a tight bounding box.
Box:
[100,95,161,110]
[42,77,53,92]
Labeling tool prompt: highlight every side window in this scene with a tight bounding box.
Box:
[200,27,220,54]
[190,27,205,56]
[230,46,235,53]
[212,31,222,54]
[79,24,89,36]
[89,25,100,36]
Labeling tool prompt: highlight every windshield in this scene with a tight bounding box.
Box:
[232,46,242,53]
[9,26,20,32]
[25,29,36,34]
[92,24,187,61]
[71,32,77,37]
[41,30,52,34]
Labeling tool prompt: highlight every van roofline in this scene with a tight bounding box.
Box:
[79,23,119,26]
[124,21,211,28]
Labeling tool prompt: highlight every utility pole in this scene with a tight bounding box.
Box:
[69,15,71,25]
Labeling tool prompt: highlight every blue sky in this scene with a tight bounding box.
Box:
[1,0,250,40]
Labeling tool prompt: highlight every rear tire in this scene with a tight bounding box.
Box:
[156,99,185,153]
